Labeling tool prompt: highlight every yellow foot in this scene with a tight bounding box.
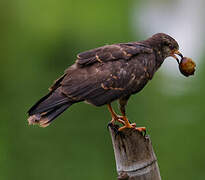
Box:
[118,123,136,131]
[135,127,146,132]
[136,127,147,136]
[110,116,125,126]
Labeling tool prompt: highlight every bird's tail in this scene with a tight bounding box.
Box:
[27,88,73,127]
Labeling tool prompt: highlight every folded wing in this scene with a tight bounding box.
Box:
[76,42,153,66]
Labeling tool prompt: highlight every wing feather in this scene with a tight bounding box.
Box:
[61,53,155,106]
[76,43,153,66]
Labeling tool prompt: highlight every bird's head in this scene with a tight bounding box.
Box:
[147,33,183,64]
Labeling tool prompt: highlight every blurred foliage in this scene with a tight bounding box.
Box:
[0,0,204,180]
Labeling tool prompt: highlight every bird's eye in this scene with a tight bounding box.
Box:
[168,44,173,49]
[163,41,171,47]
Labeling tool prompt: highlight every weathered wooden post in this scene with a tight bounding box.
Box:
[109,125,161,180]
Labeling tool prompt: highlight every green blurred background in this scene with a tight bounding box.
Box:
[1,0,204,179]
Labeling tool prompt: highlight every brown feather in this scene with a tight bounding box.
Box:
[76,43,153,66]
[28,33,180,127]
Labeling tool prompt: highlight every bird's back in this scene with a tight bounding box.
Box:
[60,51,156,106]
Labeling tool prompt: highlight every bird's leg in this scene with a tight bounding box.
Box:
[118,98,136,131]
[118,96,146,132]
[107,104,125,125]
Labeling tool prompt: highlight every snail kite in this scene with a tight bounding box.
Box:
[27,33,183,131]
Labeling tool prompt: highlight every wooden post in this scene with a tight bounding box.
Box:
[109,124,161,180]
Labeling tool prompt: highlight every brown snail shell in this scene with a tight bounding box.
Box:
[179,57,196,77]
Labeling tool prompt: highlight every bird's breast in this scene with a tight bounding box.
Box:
[127,56,157,94]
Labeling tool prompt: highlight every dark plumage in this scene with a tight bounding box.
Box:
[28,33,183,129]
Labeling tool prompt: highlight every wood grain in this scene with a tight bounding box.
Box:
[109,125,161,180]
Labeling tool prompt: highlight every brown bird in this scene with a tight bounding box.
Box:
[28,33,183,131]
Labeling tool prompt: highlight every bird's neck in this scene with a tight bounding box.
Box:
[153,48,166,69]
[142,39,166,69]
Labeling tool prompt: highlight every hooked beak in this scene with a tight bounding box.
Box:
[171,50,183,64]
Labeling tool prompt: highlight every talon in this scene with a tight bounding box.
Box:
[135,127,146,136]
[117,114,136,131]
[109,116,126,125]
[118,123,136,131]
[116,117,126,125]
[135,127,146,132]
[110,118,115,125]
[107,104,126,126]
[117,115,136,131]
